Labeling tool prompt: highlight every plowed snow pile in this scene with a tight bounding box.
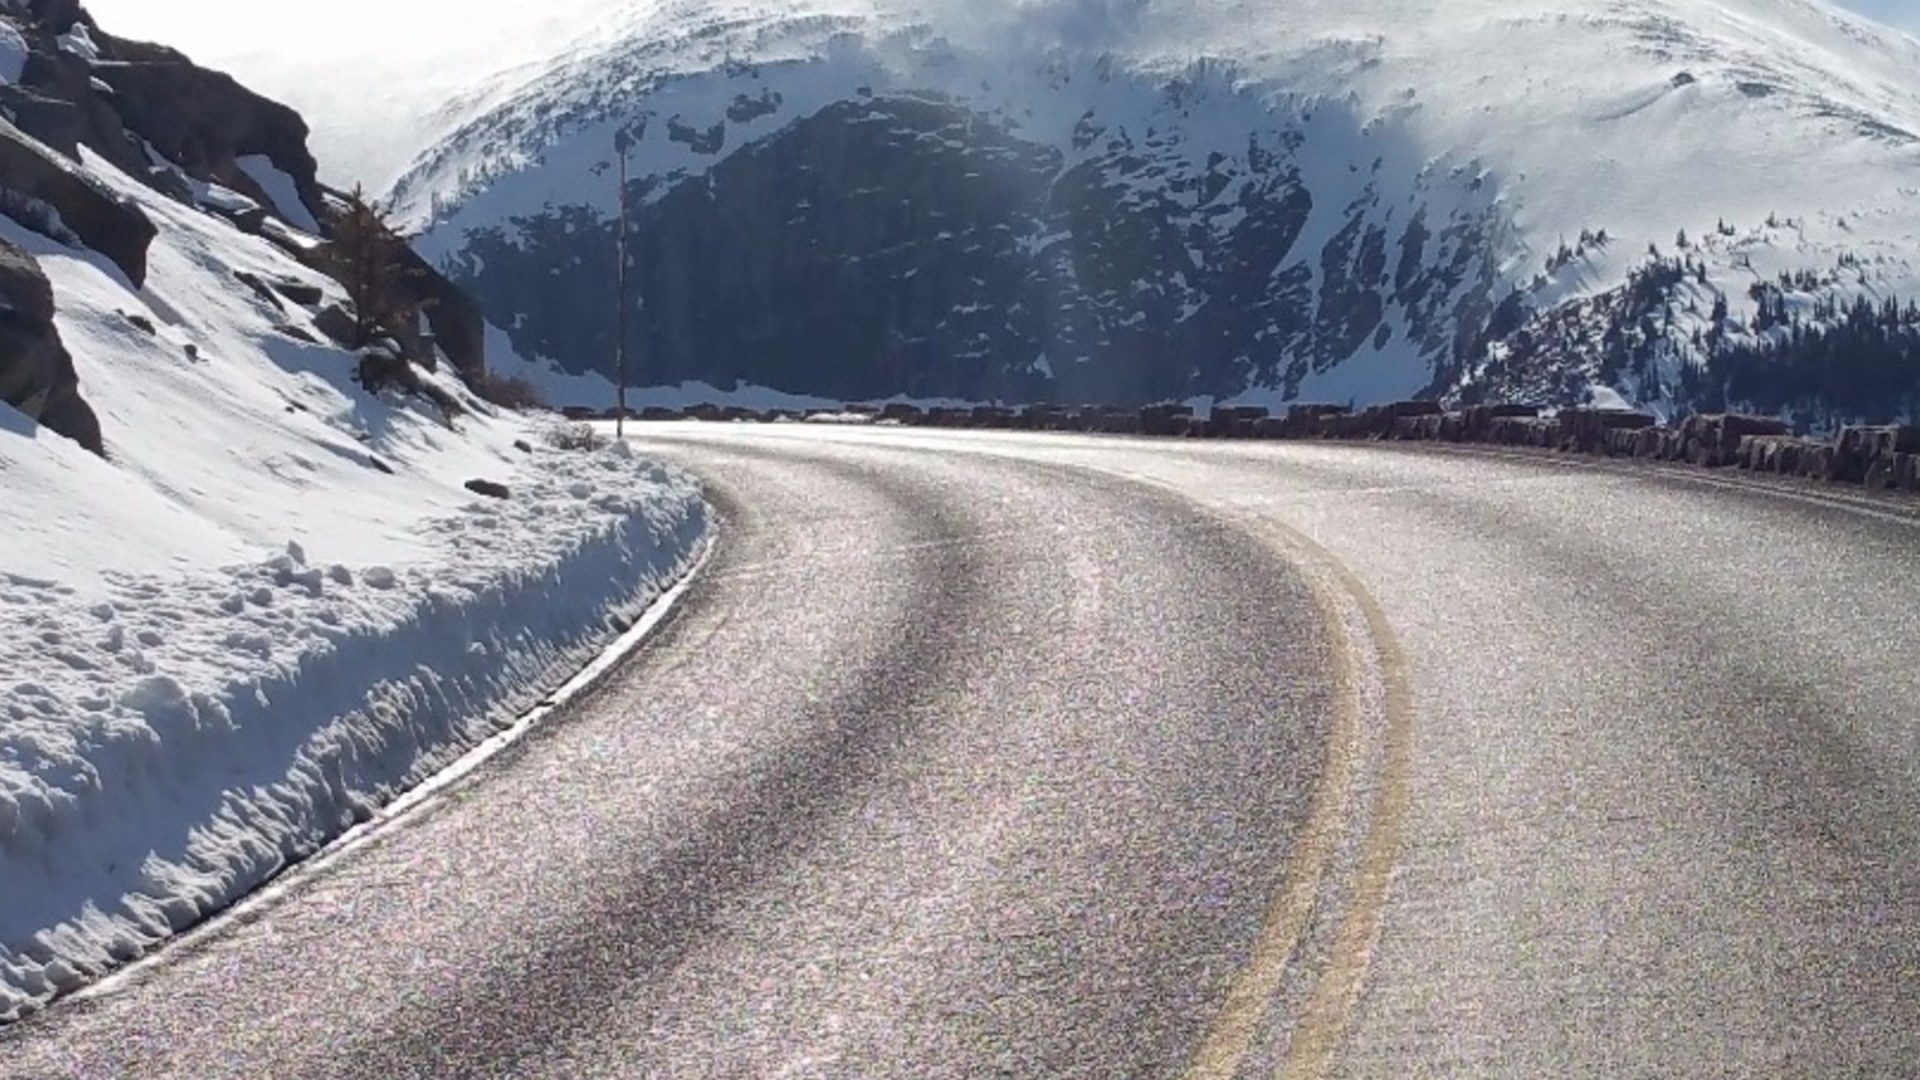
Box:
[0,146,707,1021]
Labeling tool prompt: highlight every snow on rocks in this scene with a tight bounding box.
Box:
[0,19,27,85]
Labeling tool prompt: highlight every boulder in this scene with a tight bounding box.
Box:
[1279,403,1349,438]
[0,117,154,285]
[232,269,284,310]
[1898,453,1920,492]
[1206,405,1270,438]
[463,479,510,500]
[28,1,86,35]
[1138,403,1194,437]
[1022,404,1079,431]
[12,43,150,178]
[1676,413,1788,467]
[0,82,85,158]
[1457,403,1537,442]
[1736,434,1817,475]
[270,278,323,306]
[1485,415,1555,446]
[309,303,357,347]
[1829,425,1920,485]
[1553,407,1656,454]
[970,405,1015,428]
[0,235,101,453]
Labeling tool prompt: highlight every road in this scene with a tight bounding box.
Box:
[6,425,1920,1078]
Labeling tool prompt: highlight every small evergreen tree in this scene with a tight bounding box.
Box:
[325,184,418,351]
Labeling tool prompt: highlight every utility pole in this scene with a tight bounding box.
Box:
[614,127,631,439]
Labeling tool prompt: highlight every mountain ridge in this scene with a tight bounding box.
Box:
[392,0,1920,418]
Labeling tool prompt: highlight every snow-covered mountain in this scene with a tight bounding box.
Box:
[391,0,1920,418]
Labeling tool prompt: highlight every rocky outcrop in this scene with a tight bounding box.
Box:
[0,6,325,234]
[0,69,143,177]
[394,242,485,381]
[25,0,86,35]
[0,1,517,404]
[0,117,154,286]
[83,35,325,231]
[12,36,150,177]
[0,235,102,454]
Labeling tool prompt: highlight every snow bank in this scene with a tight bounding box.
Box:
[0,436,703,1021]
[0,143,709,1021]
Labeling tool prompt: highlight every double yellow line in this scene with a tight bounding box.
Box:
[1178,512,1417,1080]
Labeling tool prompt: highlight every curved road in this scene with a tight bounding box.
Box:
[5,426,1920,1077]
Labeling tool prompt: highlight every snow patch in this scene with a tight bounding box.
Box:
[0,19,28,84]
[236,155,320,234]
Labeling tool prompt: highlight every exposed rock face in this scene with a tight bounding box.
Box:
[0,0,506,410]
[445,95,1500,406]
[85,35,326,231]
[394,241,486,382]
[0,5,326,237]
[0,116,155,286]
[25,0,85,35]
[0,61,141,175]
[0,235,102,454]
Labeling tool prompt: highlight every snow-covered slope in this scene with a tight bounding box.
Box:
[391,0,1920,414]
[0,48,707,1023]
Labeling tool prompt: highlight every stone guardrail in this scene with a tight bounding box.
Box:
[586,401,1920,494]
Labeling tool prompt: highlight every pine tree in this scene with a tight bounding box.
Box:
[325,184,418,351]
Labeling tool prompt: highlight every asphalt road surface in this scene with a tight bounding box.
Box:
[6,425,1920,1078]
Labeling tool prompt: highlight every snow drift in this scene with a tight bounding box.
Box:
[0,113,707,1020]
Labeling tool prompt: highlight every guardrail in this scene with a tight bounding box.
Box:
[576,401,1920,493]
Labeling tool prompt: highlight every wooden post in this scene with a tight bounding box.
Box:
[614,128,631,439]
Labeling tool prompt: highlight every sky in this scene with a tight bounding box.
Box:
[73,0,1920,188]
[79,0,627,189]
[1845,0,1920,31]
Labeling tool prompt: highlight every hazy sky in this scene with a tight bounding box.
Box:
[75,0,1920,187]
[79,0,1920,56]
[1844,0,1920,30]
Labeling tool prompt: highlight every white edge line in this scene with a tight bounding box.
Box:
[64,521,721,1007]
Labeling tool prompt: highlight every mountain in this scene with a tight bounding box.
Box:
[389,0,1920,421]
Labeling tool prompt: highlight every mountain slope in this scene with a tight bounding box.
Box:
[0,1,706,1020]
[391,0,1920,415]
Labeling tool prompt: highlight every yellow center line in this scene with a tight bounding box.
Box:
[1178,570,1365,1080]
[1105,467,1414,1080]
[1275,550,1415,1080]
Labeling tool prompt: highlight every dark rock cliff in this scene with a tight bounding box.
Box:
[0,234,101,453]
[446,94,1500,405]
